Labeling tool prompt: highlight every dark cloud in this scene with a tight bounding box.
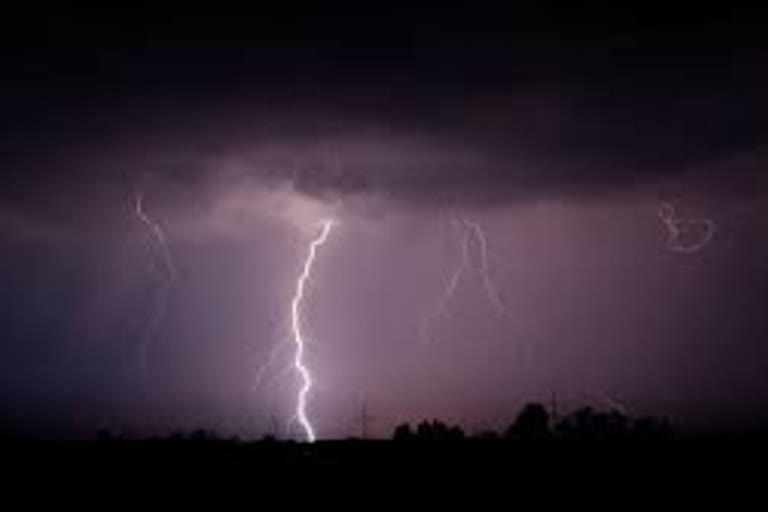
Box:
[3,64,767,235]
[3,39,766,214]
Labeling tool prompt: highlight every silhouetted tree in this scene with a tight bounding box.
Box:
[631,416,672,440]
[556,406,597,440]
[448,425,466,440]
[475,430,500,441]
[430,420,449,440]
[393,423,414,441]
[603,410,629,439]
[411,420,465,440]
[190,429,216,441]
[416,420,433,440]
[556,407,643,440]
[506,402,551,440]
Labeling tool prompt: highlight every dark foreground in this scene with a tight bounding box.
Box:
[4,403,768,467]
[6,436,768,469]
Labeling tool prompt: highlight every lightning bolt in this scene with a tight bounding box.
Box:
[134,190,176,370]
[240,333,294,439]
[658,201,717,254]
[135,192,176,280]
[419,220,473,344]
[290,219,334,442]
[420,218,511,344]
[251,338,292,395]
[461,219,512,317]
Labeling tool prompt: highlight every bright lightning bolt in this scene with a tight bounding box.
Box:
[134,190,176,370]
[420,218,511,344]
[290,219,334,442]
[658,201,716,254]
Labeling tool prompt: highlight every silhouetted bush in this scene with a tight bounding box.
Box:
[393,423,414,441]
[474,430,501,441]
[395,420,465,440]
[393,401,673,441]
[506,402,551,440]
[555,407,660,440]
[631,416,673,440]
[448,425,465,440]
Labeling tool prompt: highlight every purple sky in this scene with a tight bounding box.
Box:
[1,7,768,438]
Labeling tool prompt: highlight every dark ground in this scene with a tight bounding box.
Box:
[5,435,768,469]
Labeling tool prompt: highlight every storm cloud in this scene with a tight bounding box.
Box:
[2,8,768,439]
[2,15,767,239]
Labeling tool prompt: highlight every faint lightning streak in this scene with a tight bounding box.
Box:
[462,219,511,317]
[290,219,334,442]
[658,201,716,254]
[586,390,629,416]
[134,191,176,370]
[420,219,513,343]
[135,192,177,280]
[246,312,297,398]
[252,340,292,393]
[419,220,472,344]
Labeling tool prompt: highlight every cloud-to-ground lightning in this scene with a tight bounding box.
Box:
[420,218,512,344]
[134,190,177,370]
[135,192,177,281]
[419,220,473,344]
[290,219,334,442]
[461,219,512,318]
[658,201,717,254]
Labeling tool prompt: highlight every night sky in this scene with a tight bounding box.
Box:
[2,7,768,439]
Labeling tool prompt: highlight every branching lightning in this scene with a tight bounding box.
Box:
[658,201,716,254]
[251,336,293,393]
[462,219,512,317]
[134,190,176,370]
[419,220,472,344]
[290,219,334,442]
[136,192,177,280]
[245,310,298,398]
[420,218,511,344]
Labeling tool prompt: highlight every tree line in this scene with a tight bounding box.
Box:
[393,402,672,441]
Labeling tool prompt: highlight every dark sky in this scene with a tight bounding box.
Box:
[2,6,768,438]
